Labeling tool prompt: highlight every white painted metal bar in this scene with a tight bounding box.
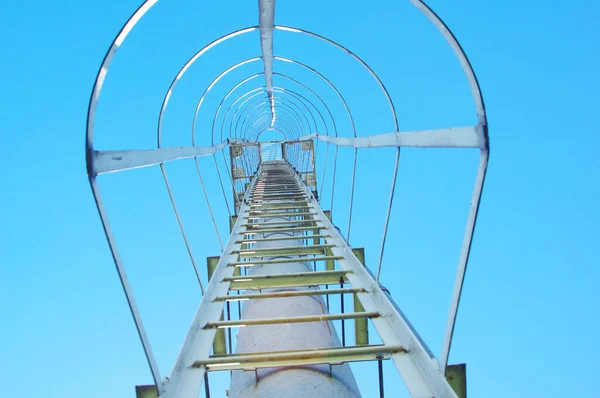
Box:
[408,0,487,129]
[225,269,351,292]
[228,255,342,268]
[196,345,404,371]
[319,142,330,199]
[194,161,224,251]
[259,0,276,126]
[376,147,401,282]
[242,220,317,227]
[233,243,333,257]
[213,287,362,302]
[88,178,164,393]
[330,145,339,214]
[84,3,166,393]
[248,201,311,207]
[206,311,379,329]
[242,226,324,235]
[407,0,490,368]
[211,154,233,216]
[346,148,358,244]
[297,126,481,149]
[158,163,206,294]
[92,142,228,175]
[440,150,489,369]
[235,234,331,244]
[85,0,158,156]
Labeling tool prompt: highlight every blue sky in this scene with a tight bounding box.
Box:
[1,0,599,397]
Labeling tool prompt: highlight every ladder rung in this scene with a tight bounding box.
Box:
[253,187,302,192]
[224,269,350,290]
[253,189,299,192]
[254,185,298,189]
[253,186,301,189]
[251,191,305,196]
[193,345,405,371]
[251,194,303,197]
[255,182,299,185]
[244,211,316,219]
[214,287,364,302]
[248,201,311,207]
[228,255,342,268]
[247,206,312,211]
[256,179,296,181]
[243,220,318,227]
[235,234,330,244]
[253,188,302,191]
[204,311,380,329]
[251,197,308,202]
[247,207,314,214]
[233,244,334,257]
[254,184,298,188]
[247,203,311,209]
[242,226,324,234]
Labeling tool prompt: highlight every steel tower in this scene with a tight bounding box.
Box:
[86,1,489,397]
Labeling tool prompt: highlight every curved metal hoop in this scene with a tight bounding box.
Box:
[156,24,398,149]
[84,0,162,391]
[410,0,487,130]
[275,26,398,132]
[158,26,259,147]
[211,73,335,146]
[190,54,358,147]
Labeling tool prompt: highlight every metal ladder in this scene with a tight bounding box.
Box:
[161,160,458,398]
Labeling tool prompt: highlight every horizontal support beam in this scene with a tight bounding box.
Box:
[205,311,380,329]
[214,287,364,302]
[194,344,405,371]
[235,234,331,244]
[248,207,313,213]
[243,220,318,227]
[228,255,343,268]
[252,189,304,194]
[296,126,483,149]
[248,202,311,208]
[254,183,300,188]
[224,269,350,290]
[233,244,334,257]
[244,211,317,218]
[247,206,312,211]
[92,141,228,175]
[242,225,324,234]
[251,191,306,196]
[250,195,309,201]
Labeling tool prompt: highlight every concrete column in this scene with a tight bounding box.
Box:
[229,165,360,397]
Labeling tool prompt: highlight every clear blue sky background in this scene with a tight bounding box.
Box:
[1,0,599,397]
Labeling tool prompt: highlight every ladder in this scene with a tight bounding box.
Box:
[87,2,487,396]
[161,160,458,398]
